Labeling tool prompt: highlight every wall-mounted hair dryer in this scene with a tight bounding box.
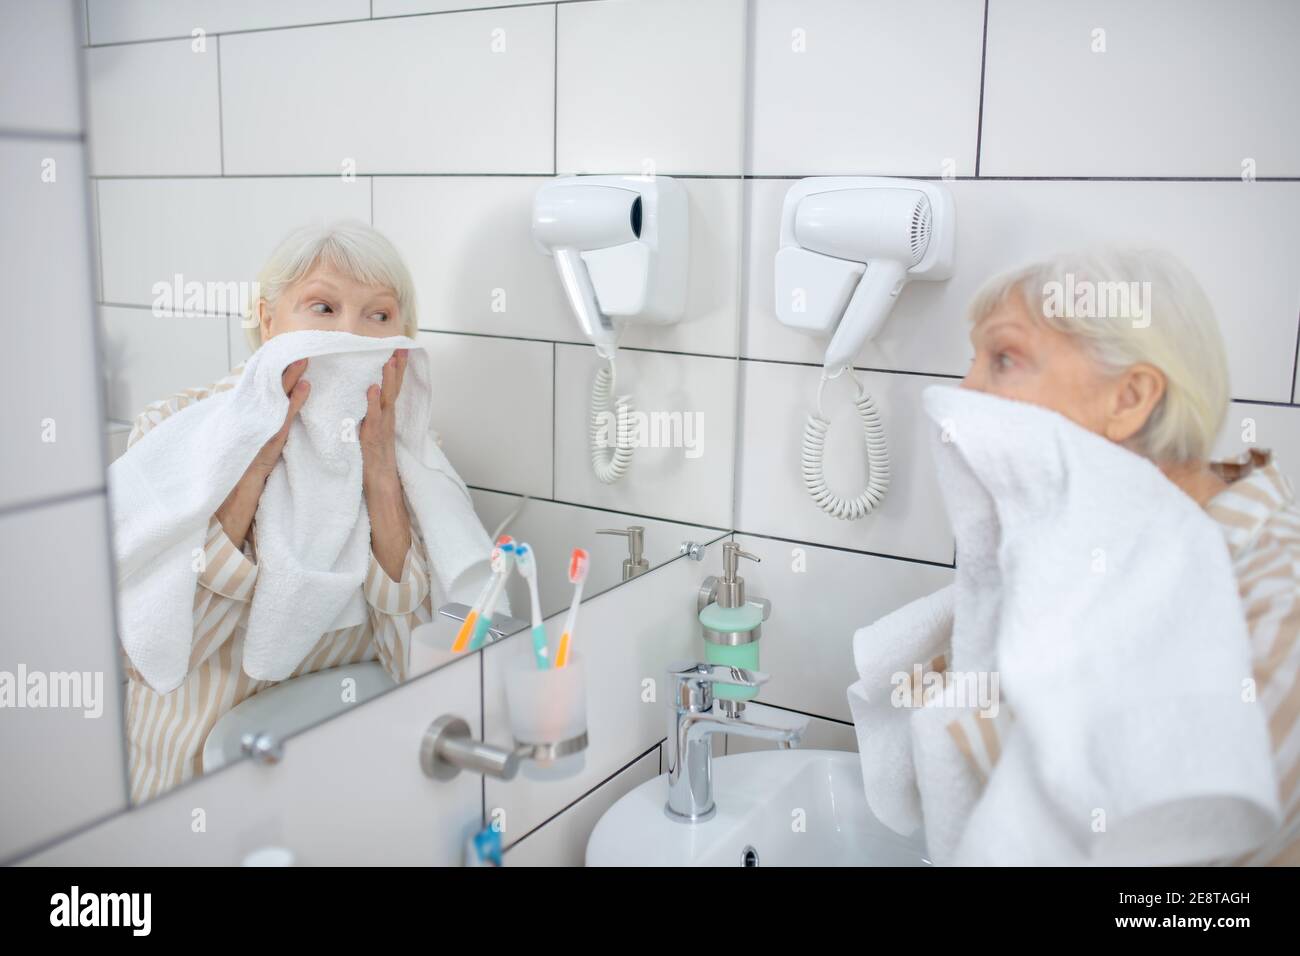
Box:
[533,176,689,483]
[773,177,955,519]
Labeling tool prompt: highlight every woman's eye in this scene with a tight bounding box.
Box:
[309,302,332,314]
[370,312,389,323]
[994,351,1014,370]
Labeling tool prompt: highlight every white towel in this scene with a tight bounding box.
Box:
[848,384,1280,865]
[110,330,499,694]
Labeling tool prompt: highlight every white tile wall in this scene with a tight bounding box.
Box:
[0,0,127,865]
[420,330,554,499]
[84,38,221,176]
[554,344,738,528]
[87,0,369,44]
[557,0,746,176]
[502,748,660,866]
[744,179,1300,401]
[0,0,83,134]
[376,0,536,17]
[982,0,1300,177]
[0,139,104,511]
[96,177,371,308]
[220,9,555,175]
[377,176,744,357]
[0,496,126,861]
[749,0,985,177]
[100,306,234,422]
[22,653,482,865]
[731,533,953,723]
[736,362,957,562]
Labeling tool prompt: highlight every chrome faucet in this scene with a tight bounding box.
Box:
[664,661,804,822]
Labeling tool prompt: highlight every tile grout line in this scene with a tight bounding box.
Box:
[215,35,225,176]
[974,0,990,177]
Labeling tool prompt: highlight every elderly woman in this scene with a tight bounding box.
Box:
[122,220,440,804]
[950,247,1299,864]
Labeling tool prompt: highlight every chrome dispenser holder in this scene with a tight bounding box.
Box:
[697,542,771,646]
[597,525,650,580]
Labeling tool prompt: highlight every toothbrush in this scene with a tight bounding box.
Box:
[513,543,549,669]
[553,548,589,669]
[468,541,515,652]
[452,537,512,653]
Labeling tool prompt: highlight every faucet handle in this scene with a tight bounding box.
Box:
[667,660,769,689]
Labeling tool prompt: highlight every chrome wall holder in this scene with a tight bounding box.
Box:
[419,715,588,782]
[436,602,531,643]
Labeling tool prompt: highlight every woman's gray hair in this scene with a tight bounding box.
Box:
[244,220,418,353]
[967,247,1229,464]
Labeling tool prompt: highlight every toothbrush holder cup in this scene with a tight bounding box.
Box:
[504,651,589,780]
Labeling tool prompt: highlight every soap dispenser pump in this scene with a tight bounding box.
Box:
[698,543,770,708]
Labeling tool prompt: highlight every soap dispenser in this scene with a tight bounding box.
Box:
[698,542,770,709]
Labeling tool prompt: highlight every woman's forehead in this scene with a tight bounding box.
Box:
[295,261,397,299]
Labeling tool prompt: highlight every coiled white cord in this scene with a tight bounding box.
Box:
[589,350,635,484]
[801,368,890,520]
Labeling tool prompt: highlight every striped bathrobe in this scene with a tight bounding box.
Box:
[119,364,438,805]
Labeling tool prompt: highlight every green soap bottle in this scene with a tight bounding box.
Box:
[699,542,765,703]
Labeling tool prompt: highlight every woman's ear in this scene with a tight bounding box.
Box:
[1104,362,1166,444]
[257,298,273,343]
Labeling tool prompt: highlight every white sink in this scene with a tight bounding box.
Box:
[202,661,395,772]
[587,749,931,867]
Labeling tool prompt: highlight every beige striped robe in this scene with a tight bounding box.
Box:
[120,364,438,805]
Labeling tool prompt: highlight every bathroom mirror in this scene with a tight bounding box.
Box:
[78,0,746,807]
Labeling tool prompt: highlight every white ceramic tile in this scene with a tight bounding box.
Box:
[376,176,574,341]
[503,748,659,866]
[483,550,700,843]
[0,140,104,512]
[87,0,368,44]
[554,344,737,528]
[376,0,535,14]
[220,8,554,175]
[744,179,1300,402]
[726,711,858,755]
[982,0,1300,177]
[106,421,131,461]
[96,176,370,307]
[99,305,233,422]
[376,176,742,356]
[84,38,221,176]
[21,653,482,865]
[419,331,553,499]
[731,533,953,723]
[1215,402,1300,486]
[0,495,126,862]
[749,0,984,177]
[0,0,83,134]
[736,362,956,562]
[556,0,746,176]
[229,314,256,367]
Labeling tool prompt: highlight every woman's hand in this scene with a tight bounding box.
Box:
[215,359,310,549]
[362,349,412,581]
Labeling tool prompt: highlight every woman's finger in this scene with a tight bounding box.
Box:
[390,348,408,404]
[379,351,399,411]
[364,382,381,426]
[281,358,308,396]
